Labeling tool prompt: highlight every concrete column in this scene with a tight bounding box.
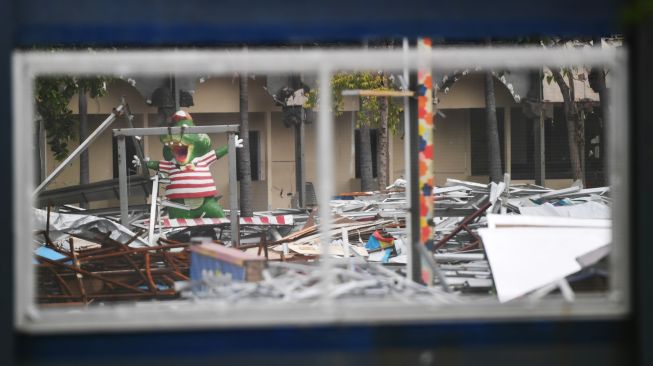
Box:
[265,111,273,210]
[504,107,512,176]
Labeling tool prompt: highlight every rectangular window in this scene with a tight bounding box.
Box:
[236,130,260,181]
[544,106,573,179]
[469,108,505,176]
[508,105,606,183]
[585,107,606,187]
[509,107,535,180]
[354,128,378,178]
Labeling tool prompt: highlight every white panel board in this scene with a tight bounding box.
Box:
[479,226,611,302]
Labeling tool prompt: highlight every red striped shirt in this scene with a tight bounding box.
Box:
[158,150,219,199]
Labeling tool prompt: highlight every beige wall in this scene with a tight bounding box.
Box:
[192,77,278,113]
[433,109,472,186]
[267,111,355,208]
[437,73,518,109]
[68,76,361,115]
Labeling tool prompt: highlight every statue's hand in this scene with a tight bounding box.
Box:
[234,135,244,148]
[132,155,150,168]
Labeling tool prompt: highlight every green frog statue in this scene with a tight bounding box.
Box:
[132,110,242,219]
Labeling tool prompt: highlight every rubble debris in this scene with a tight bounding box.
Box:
[181,260,465,304]
[365,229,398,263]
[34,208,148,246]
[36,235,189,305]
[319,177,612,300]
[34,175,613,306]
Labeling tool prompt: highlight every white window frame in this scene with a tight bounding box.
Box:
[13,46,629,333]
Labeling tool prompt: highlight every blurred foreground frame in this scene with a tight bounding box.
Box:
[13,45,629,333]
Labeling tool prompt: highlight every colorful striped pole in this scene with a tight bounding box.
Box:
[417,37,435,285]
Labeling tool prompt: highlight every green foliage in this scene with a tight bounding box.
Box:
[543,66,581,85]
[305,71,403,133]
[35,76,111,160]
[623,0,653,24]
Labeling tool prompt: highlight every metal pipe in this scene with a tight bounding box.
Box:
[34,104,124,195]
[113,125,239,136]
[23,47,621,76]
[117,135,129,225]
[228,132,239,247]
[403,37,418,283]
[148,174,159,246]
[415,244,451,293]
[317,67,334,298]
[295,119,306,208]
[36,255,148,294]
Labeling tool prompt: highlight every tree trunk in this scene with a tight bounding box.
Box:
[552,68,584,183]
[377,93,389,190]
[568,71,585,182]
[484,71,503,183]
[592,37,609,122]
[36,119,46,184]
[238,74,253,217]
[78,85,89,208]
[589,37,607,186]
[359,102,375,191]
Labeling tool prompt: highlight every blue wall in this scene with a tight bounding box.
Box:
[13,0,621,45]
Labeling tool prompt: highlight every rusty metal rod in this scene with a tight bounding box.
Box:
[69,238,88,304]
[45,266,74,296]
[160,250,181,275]
[171,271,190,281]
[45,267,185,277]
[144,252,157,293]
[110,230,157,293]
[36,255,148,294]
[38,291,177,300]
[55,243,188,263]
[433,201,491,251]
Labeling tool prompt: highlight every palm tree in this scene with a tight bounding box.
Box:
[377,74,390,191]
[238,74,253,217]
[551,68,584,183]
[78,85,89,207]
[359,100,375,191]
[484,71,503,183]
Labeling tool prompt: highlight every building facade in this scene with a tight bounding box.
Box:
[40,70,602,211]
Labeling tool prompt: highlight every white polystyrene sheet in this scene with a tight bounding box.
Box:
[478,226,611,302]
[518,201,611,219]
[434,185,471,194]
[486,214,611,229]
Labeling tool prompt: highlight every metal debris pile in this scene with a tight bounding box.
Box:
[180,260,464,305]
[34,176,612,306]
[35,208,190,306]
[410,178,610,296]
